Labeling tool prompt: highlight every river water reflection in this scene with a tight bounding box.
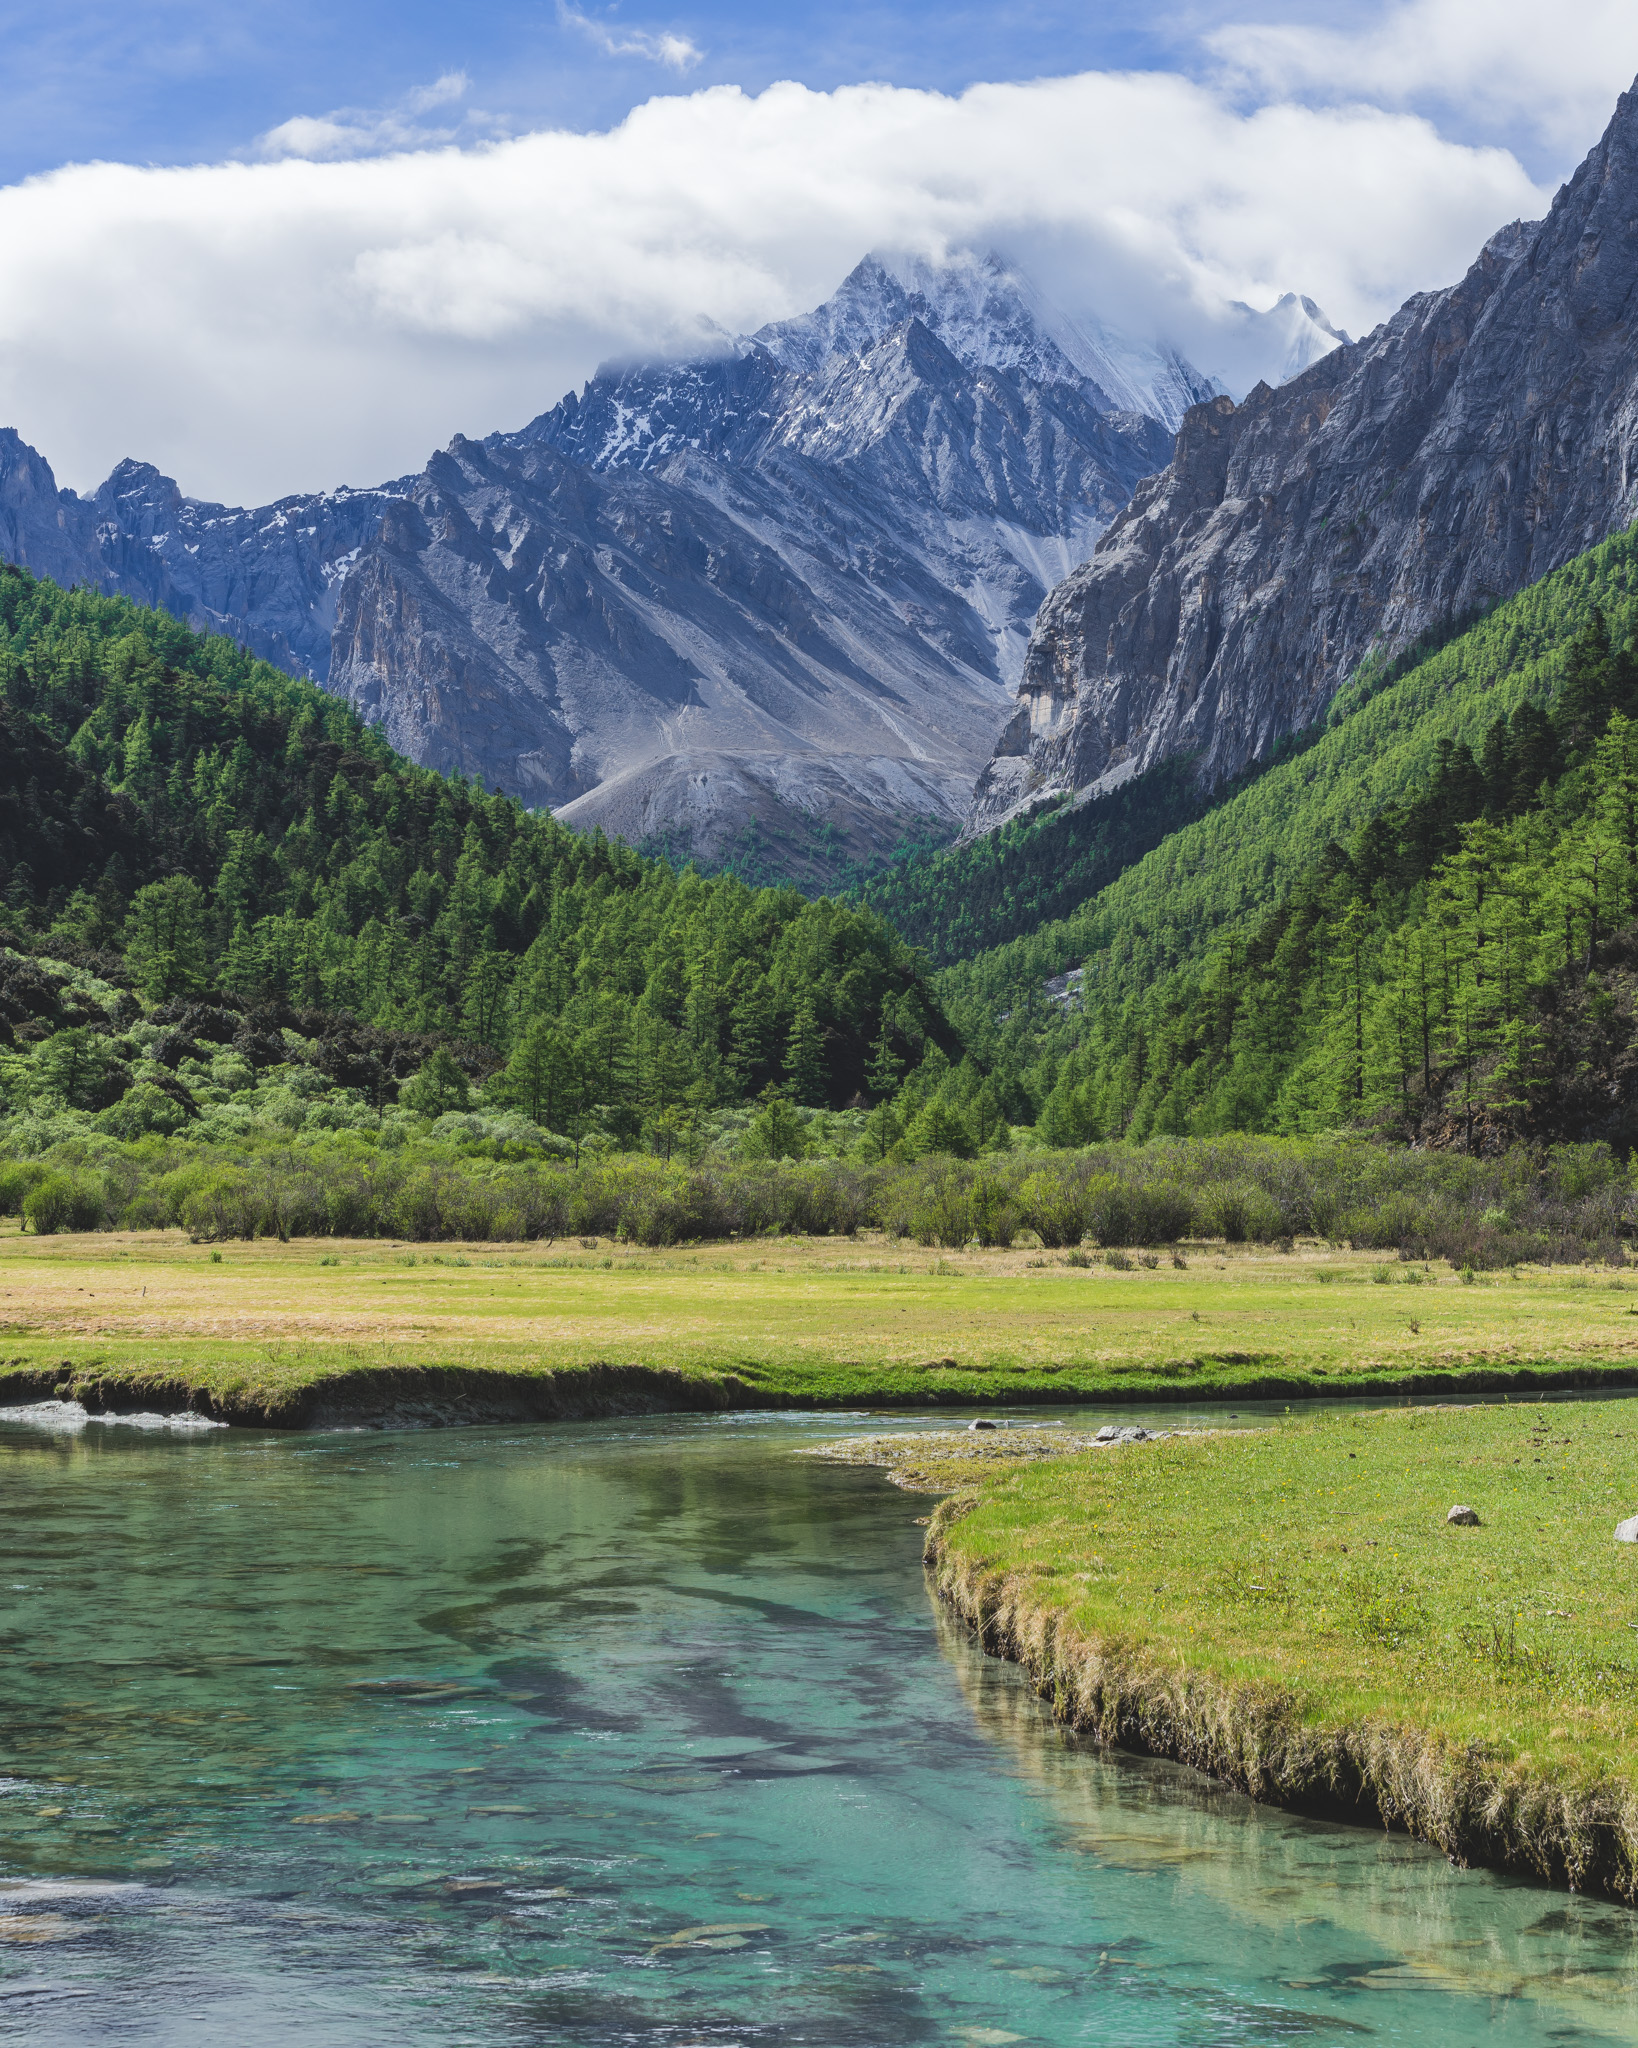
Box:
[1,1404,1635,2044]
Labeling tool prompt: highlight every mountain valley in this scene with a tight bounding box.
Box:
[3,252,1333,883]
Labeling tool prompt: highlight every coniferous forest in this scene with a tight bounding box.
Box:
[0,564,955,1139]
[933,524,1638,1161]
[8,524,1638,1255]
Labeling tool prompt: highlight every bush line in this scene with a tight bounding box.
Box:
[1,1133,1633,1266]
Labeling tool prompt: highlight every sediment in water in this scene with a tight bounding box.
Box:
[924,1497,1638,1906]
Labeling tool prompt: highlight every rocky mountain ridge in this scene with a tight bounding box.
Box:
[0,251,1337,882]
[969,85,1638,837]
[750,250,1227,429]
[0,429,404,682]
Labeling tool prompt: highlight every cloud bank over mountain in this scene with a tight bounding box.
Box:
[0,51,1566,503]
[1209,0,1638,161]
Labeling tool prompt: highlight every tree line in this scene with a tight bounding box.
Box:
[0,565,953,1148]
[1031,602,1638,1150]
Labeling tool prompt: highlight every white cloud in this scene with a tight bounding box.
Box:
[258,71,477,162]
[558,6,702,74]
[405,74,474,116]
[1208,0,1638,157]
[0,64,1563,504]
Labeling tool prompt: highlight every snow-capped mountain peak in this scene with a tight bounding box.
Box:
[1240,291,1352,386]
[754,249,1225,432]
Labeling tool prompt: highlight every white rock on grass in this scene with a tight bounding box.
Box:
[1446,1504,1481,1526]
[1615,1515,1638,1543]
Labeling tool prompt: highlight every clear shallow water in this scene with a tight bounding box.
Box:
[1,1406,1636,2046]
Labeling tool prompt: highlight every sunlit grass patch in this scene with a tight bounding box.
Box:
[926,1401,1638,1895]
[1,1230,1637,1418]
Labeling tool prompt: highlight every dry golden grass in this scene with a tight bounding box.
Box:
[1,1226,1636,1414]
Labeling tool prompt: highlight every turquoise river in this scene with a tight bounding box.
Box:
[1,1402,1636,2044]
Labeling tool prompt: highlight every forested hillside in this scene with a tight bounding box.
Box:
[857,757,1210,966]
[936,525,1638,1153]
[12,520,1638,1193]
[0,565,951,1147]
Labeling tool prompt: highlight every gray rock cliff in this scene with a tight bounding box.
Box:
[321,317,1174,862]
[0,430,403,679]
[1,254,1196,878]
[970,84,1638,835]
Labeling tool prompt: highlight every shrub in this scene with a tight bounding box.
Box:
[98,1081,190,1140]
[909,1171,972,1249]
[0,1160,44,1216]
[4,1124,1634,1262]
[23,1170,106,1234]
[1022,1169,1088,1248]
[1200,1179,1274,1244]
[1129,1178,1197,1244]
[970,1172,1017,1249]
[179,1167,256,1240]
[399,1049,471,1116]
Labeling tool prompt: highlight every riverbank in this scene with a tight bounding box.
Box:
[5,1230,1638,1425]
[925,1403,1638,1902]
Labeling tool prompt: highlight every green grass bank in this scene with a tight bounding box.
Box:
[926,1403,1638,1902]
[5,1231,1638,1425]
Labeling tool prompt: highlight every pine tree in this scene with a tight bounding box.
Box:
[783,1001,825,1106]
[504,1017,582,1129]
[1556,606,1614,749]
[866,1015,901,1102]
[400,1047,471,1116]
[728,976,774,1093]
[461,945,513,1048]
[744,1084,808,1161]
[123,876,209,1001]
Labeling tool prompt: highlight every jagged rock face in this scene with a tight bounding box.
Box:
[0,431,402,678]
[1,255,1185,879]
[76,464,404,679]
[0,432,91,589]
[970,86,1638,836]
[327,335,1173,858]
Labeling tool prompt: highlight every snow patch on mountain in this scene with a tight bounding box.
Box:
[755,250,1226,431]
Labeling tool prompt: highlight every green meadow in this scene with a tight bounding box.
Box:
[926,1401,1638,1896]
[4,1228,1638,1418]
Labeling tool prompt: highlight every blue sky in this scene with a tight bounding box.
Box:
[0,0,1631,501]
[0,0,1575,187]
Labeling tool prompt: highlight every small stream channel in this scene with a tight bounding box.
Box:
[1,1400,1636,2045]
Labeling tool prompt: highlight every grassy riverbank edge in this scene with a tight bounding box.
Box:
[923,1415,1638,1905]
[7,1354,1638,1429]
[8,1232,1638,1427]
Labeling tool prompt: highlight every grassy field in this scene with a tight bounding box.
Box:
[3,1226,1638,1420]
[926,1402,1638,1899]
